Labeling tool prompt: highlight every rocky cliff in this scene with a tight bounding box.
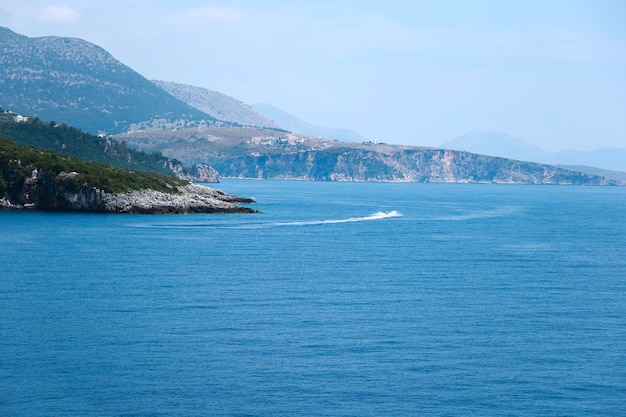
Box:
[0,167,255,214]
[0,136,255,213]
[117,126,623,185]
[208,147,623,185]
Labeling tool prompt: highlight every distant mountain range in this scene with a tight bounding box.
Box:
[0,26,622,185]
[251,103,369,143]
[150,80,368,142]
[441,131,626,174]
[152,80,280,130]
[0,24,364,143]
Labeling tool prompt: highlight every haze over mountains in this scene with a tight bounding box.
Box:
[441,131,626,174]
[0,26,623,184]
[152,80,280,130]
[0,26,367,141]
[151,80,370,143]
[250,103,369,143]
[441,132,548,165]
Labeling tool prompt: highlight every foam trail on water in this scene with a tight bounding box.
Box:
[275,210,402,226]
[129,211,403,230]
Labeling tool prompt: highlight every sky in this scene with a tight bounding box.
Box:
[1,0,625,151]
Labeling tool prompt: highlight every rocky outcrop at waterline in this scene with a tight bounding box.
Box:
[0,171,256,214]
[102,184,257,214]
[0,136,256,213]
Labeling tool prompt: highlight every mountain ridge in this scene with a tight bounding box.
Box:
[0,27,217,135]
[251,103,369,143]
[152,80,281,130]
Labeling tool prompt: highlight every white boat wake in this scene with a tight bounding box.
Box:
[275,210,403,226]
[129,210,402,230]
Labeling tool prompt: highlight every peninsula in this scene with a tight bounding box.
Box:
[0,136,256,214]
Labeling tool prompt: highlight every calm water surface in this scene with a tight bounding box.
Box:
[1,180,625,416]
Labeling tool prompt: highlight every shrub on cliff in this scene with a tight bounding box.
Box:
[0,109,189,177]
[0,135,188,195]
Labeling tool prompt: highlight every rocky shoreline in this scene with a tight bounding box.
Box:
[102,184,258,214]
[0,181,257,214]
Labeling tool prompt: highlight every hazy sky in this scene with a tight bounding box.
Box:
[1,1,625,151]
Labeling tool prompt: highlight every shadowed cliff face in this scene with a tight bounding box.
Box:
[1,166,106,211]
[0,165,256,213]
[0,142,256,213]
[208,148,623,185]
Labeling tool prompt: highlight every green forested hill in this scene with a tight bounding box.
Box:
[0,135,187,196]
[0,109,185,177]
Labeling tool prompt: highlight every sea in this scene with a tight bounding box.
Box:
[1,179,625,416]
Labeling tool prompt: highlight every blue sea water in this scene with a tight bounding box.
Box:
[1,180,625,416]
